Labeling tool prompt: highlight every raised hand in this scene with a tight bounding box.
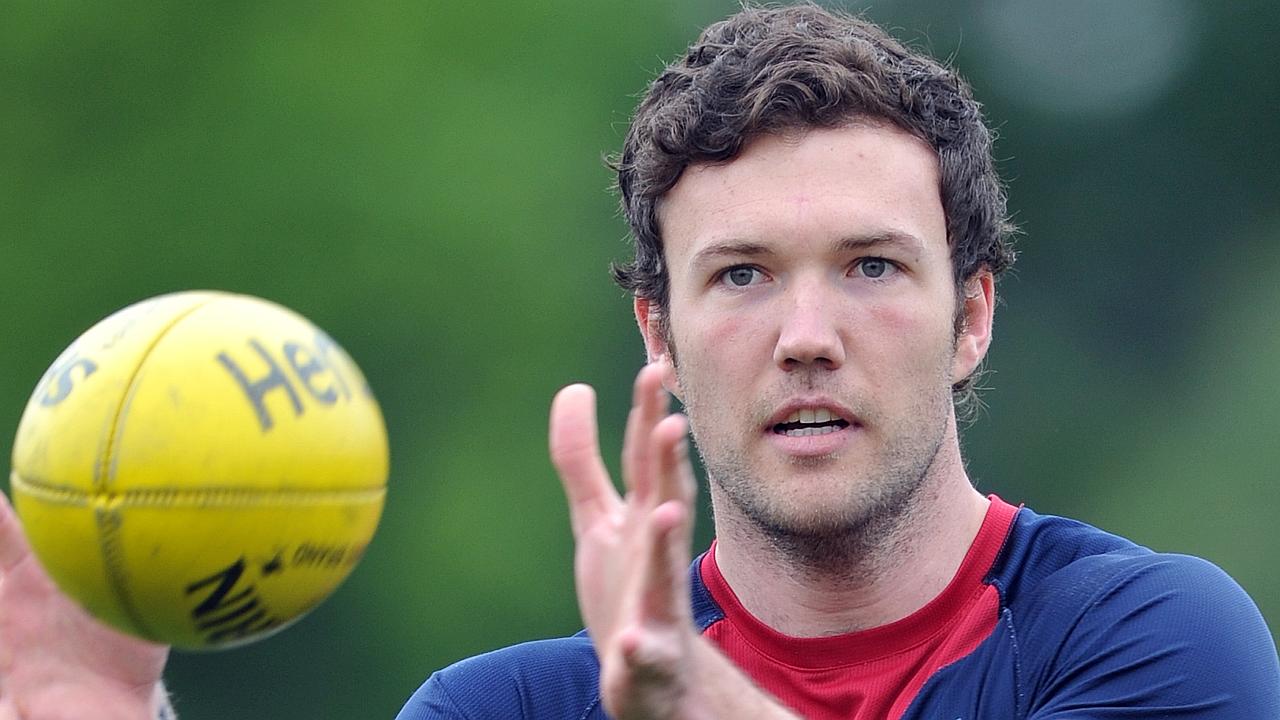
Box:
[549,363,699,719]
[0,492,170,720]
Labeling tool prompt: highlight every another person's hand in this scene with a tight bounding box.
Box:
[0,492,170,720]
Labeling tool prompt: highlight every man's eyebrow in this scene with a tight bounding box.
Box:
[835,231,926,254]
[689,240,774,268]
[689,232,926,268]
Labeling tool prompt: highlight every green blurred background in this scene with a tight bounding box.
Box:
[2,0,1277,716]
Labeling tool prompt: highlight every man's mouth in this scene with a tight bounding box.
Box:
[772,408,852,437]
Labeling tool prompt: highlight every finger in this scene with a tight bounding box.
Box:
[637,499,693,625]
[622,364,669,505]
[633,415,696,625]
[550,383,619,538]
[0,491,32,574]
[651,414,695,509]
[617,623,681,681]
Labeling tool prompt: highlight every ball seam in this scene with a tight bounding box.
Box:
[12,471,385,508]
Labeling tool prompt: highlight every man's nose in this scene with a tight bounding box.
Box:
[772,282,846,371]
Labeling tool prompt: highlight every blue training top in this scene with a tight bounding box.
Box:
[396,499,1280,719]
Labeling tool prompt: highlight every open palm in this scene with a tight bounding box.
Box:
[549,365,699,718]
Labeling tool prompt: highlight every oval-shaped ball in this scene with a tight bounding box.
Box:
[9,291,388,650]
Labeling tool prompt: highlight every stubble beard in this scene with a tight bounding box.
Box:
[676,359,956,582]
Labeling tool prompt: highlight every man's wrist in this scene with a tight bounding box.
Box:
[681,638,799,720]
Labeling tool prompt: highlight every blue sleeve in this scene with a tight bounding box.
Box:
[394,636,606,720]
[396,672,471,720]
[1027,553,1280,718]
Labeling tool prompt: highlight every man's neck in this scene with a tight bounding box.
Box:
[709,442,990,638]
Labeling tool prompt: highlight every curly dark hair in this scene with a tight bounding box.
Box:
[610,3,1016,410]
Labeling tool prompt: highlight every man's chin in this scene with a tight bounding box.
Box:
[756,508,877,541]
[730,489,883,540]
[721,476,918,548]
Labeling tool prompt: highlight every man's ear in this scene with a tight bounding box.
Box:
[951,271,995,384]
[634,297,681,399]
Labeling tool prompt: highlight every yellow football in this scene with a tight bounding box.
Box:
[9,291,388,650]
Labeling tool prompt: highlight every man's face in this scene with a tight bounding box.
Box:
[641,123,992,540]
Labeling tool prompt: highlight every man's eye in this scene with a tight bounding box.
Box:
[723,266,760,287]
[856,257,894,279]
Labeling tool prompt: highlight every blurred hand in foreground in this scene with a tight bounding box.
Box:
[0,492,170,720]
[549,364,799,720]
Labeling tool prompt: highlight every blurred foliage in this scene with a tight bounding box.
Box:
[2,1,1277,717]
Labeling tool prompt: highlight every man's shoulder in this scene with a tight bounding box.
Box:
[395,634,604,720]
[992,507,1280,715]
[989,505,1142,600]
[994,506,1256,618]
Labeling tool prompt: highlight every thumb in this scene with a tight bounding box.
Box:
[0,490,32,574]
[550,384,619,538]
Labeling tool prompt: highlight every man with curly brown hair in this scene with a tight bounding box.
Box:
[394,5,1278,718]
